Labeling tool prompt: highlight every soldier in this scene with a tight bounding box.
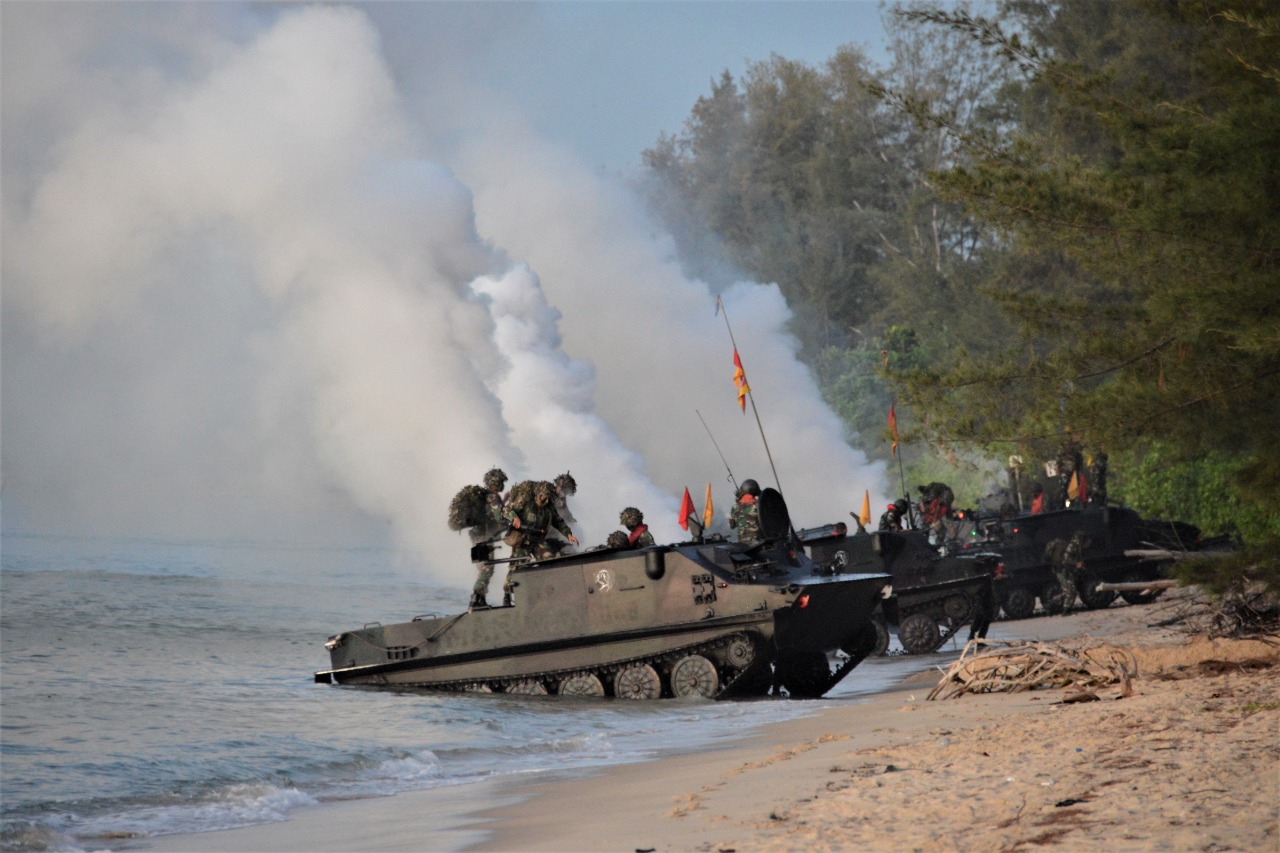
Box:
[553,471,578,526]
[1030,482,1046,515]
[501,480,579,606]
[879,498,908,532]
[469,467,508,609]
[619,507,655,548]
[728,479,762,545]
[1043,530,1087,613]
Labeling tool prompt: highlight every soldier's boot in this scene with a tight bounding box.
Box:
[470,592,489,609]
[502,592,513,607]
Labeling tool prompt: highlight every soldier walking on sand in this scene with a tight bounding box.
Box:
[1044,530,1087,613]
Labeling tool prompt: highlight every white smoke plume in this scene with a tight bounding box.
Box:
[2,5,886,588]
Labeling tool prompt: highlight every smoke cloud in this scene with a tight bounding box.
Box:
[2,5,885,588]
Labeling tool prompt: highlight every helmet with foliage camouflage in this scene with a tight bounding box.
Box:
[606,530,630,549]
[619,507,644,528]
[554,472,577,496]
[534,480,555,502]
[483,468,508,491]
[448,484,489,531]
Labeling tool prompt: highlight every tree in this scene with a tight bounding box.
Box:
[889,0,1280,579]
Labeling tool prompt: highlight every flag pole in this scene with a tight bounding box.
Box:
[716,296,784,496]
[886,360,915,530]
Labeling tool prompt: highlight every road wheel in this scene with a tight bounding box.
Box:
[944,593,974,624]
[558,673,605,697]
[1077,574,1118,609]
[1002,587,1036,620]
[899,612,942,655]
[870,614,890,656]
[613,664,662,700]
[725,634,757,670]
[670,655,719,699]
[1041,582,1067,615]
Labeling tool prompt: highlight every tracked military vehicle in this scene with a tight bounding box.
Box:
[955,506,1200,618]
[799,523,997,655]
[316,489,890,699]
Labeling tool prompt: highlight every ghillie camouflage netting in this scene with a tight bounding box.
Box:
[448,484,490,531]
[606,530,630,548]
[507,480,555,510]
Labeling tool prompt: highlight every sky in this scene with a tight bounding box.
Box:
[1,2,895,588]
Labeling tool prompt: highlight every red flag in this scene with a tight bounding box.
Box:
[733,348,750,413]
[888,405,899,457]
[678,487,695,531]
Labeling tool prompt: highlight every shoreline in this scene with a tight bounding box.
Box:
[144,599,1279,852]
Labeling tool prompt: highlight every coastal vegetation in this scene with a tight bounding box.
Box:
[640,0,1279,592]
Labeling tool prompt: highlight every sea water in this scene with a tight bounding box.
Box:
[0,533,935,852]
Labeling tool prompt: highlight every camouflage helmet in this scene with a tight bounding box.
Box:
[739,478,761,497]
[606,530,629,549]
[483,467,507,490]
[554,471,577,496]
[619,507,644,527]
[892,498,909,513]
[534,480,555,502]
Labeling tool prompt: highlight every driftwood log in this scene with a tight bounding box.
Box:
[928,639,1137,701]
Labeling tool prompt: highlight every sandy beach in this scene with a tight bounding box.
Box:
[147,595,1279,852]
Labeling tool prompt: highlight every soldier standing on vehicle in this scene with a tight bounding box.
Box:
[619,507,655,548]
[1044,530,1087,613]
[553,472,578,526]
[468,467,508,609]
[501,481,579,606]
[879,498,909,532]
[728,479,763,545]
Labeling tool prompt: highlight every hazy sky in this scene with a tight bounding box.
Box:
[1,2,893,586]
[365,1,892,172]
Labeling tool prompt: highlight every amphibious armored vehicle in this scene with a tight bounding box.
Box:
[799,523,998,655]
[954,506,1200,618]
[316,489,890,699]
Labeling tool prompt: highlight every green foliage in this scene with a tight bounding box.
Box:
[1111,442,1280,544]
[893,1,1280,496]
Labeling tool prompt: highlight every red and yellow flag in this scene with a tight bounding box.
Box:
[703,483,715,529]
[888,404,899,457]
[678,487,695,531]
[733,348,750,413]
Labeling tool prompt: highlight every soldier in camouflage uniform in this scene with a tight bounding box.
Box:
[553,472,578,527]
[619,507,655,548]
[879,498,909,532]
[1043,530,1087,613]
[728,479,763,546]
[501,481,578,605]
[470,467,508,609]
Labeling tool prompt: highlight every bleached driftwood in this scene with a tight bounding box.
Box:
[928,639,1137,701]
[1095,579,1180,593]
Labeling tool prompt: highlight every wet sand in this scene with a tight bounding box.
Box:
[146,597,1279,852]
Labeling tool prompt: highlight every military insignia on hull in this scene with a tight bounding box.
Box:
[595,569,613,592]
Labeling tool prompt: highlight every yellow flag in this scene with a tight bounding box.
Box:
[859,490,871,527]
[703,483,714,528]
[1067,471,1080,501]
